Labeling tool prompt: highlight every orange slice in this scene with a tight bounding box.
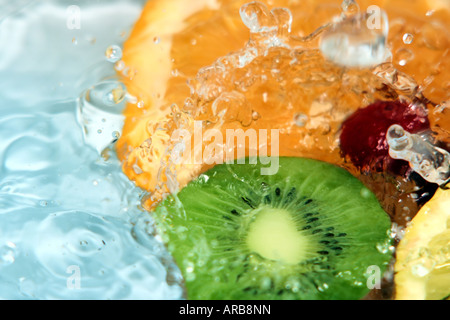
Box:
[116,0,450,208]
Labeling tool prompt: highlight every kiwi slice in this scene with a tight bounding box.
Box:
[153,157,393,300]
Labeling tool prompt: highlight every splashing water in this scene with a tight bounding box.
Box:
[4,0,448,300]
[387,124,450,186]
[0,0,183,299]
[121,0,408,210]
[319,4,391,67]
[77,80,127,154]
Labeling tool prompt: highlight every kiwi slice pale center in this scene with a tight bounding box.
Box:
[246,206,314,265]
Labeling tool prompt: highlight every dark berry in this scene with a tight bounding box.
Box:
[339,100,430,174]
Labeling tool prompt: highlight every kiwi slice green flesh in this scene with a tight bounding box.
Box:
[153,157,393,300]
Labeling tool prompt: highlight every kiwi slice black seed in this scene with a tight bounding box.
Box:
[153,157,393,300]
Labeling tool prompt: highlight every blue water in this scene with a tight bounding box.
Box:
[0,0,183,299]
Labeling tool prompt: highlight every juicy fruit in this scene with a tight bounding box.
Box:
[340,100,430,174]
[116,0,450,212]
[394,187,450,300]
[153,157,393,300]
[112,0,450,300]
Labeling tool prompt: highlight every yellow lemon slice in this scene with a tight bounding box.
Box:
[395,187,450,300]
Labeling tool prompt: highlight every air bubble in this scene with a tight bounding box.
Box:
[153,36,160,44]
[402,33,414,44]
[105,45,123,63]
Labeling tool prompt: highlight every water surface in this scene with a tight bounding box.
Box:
[0,0,183,299]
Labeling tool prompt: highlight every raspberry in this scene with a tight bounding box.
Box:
[339,100,430,174]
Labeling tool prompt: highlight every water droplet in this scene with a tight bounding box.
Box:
[376,241,390,254]
[294,113,308,127]
[317,282,330,292]
[121,66,137,80]
[0,243,16,265]
[402,33,414,44]
[185,262,196,281]
[39,200,48,207]
[114,60,125,71]
[411,263,432,277]
[360,188,371,198]
[97,129,102,134]
[153,36,160,44]
[19,277,35,297]
[260,277,272,290]
[239,2,277,34]
[262,92,268,103]
[341,0,360,16]
[132,163,143,175]
[271,7,293,36]
[102,84,127,106]
[105,45,123,63]
[79,240,88,247]
[112,131,120,139]
[434,100,449,114]
[396,48,414,66]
